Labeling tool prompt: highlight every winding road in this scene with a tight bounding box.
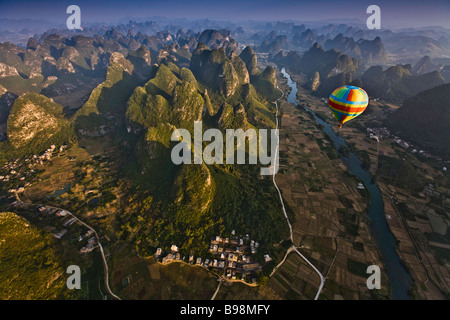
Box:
[14,193,121,300]
[63,209,121,300]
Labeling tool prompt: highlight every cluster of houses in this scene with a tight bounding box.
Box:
[35,144,67,163]
[1,158,23,183]
[1,144,67,188]
[391,137,445,162]
[7,186,28,193]
[366,127,390,140]
[367,127,448,164]
[37,205,97,254]
[155,231,271,282]
[80,234,97,254]
[422,184,444,198]
[393,137,410,150]
[157,245,182,263]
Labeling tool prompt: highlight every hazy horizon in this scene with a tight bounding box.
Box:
[1,0,450,30]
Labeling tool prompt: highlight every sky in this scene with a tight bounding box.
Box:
[0,0,449,29]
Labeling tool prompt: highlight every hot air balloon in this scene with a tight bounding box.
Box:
[328,85,368,128]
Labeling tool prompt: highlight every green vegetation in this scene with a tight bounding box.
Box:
[126,63,203,135]
[3,92,74,158]
[208,165,289,247]
[337,206,359,237]
[253,68,282,101]
[74,53,138,132]
[353,242,364,251]
[377,155,426,191]
[0,75,45,95]
[306,174,327,192]
[119,160,289,259]
[347,258,367,278]
[0,212,74,299]
[119,58,287,259]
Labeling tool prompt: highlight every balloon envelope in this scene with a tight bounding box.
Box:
[328,85,368,127]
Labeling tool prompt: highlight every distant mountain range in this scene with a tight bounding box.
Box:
[272,43,361,96]
[271,42,446,102]
[248,22,450,67]
[324,35,388,65]
[361,64,445,102]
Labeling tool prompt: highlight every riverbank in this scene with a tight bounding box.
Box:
[290,70,449,299]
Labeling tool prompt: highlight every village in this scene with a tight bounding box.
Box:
[2,144,68,192]
[366,126,448,171]
[155,231,272,285]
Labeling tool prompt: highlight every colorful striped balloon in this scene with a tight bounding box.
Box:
[328,85,368,128]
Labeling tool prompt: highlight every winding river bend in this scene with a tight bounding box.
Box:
[280,67,413,299]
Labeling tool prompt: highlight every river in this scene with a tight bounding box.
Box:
[280,67,413,299]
